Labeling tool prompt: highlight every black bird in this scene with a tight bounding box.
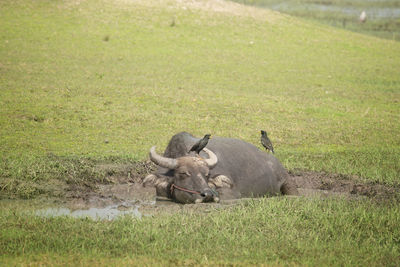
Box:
[188,134,211,154]
[260,130,274,154]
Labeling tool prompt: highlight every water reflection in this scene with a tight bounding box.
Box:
[36,202,142,220]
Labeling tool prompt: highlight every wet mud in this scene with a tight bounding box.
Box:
[288,170,399,201]
[38,162,400,220]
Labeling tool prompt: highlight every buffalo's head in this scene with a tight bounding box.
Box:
[145,146,219,204]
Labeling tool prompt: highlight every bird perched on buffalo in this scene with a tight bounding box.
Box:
[260,130,274,154]
[188,134,211,154]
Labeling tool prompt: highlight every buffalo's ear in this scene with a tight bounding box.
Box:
[208,175,233,189]
[143,174,158,187]
[143,174,170,198]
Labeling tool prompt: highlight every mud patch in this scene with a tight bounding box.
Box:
[64,160,156,202]
[40,163,399,220]
[64,161,399,206]
[64,183,156,210]
[289,170,400,201]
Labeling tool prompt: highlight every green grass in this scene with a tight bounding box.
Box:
[233,0,400,41]
[1,0,400,264]
[1,197,399,265]
[0,0,399,198]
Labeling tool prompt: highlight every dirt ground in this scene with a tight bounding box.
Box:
[287,170,399,201]
[55,161,399,217]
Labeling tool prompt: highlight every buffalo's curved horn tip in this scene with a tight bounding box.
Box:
[202,148,218,168]
[149,146,178,169]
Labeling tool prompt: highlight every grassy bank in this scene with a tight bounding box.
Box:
[1,197,399,265]
[233,0,400,41]
[1,0,399,198]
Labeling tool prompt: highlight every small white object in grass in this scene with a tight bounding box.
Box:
[360,11,367,23]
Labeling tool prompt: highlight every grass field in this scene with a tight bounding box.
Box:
[0,0,400,265]
[0,0,399,198]
[1,197,400,266]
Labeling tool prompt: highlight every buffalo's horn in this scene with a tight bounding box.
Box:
[149,146,178,169]
[203,148,218,168]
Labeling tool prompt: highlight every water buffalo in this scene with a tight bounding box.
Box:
[144,132,298,204]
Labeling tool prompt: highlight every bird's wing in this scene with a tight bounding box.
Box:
[261,138,268,147]
[189,140,201,152]
[262,137,274,150]
[268,140,274,152]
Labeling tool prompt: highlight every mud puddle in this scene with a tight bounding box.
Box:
[33,162,400,220]
[35,180,244,220]
[37,182,157,220]
[36,202,142,220]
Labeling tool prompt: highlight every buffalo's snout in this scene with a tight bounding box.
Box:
[200,189,218,202]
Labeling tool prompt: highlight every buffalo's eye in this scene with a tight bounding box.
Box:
[178,171,190,178]
[200,167,209,178]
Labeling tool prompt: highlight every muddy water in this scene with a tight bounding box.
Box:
[36,183,157,220]
[36,202,143,220]
[34,182,239,220]
[35,197,243,221]
[34,182,245,220]
[32,170,399,220]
